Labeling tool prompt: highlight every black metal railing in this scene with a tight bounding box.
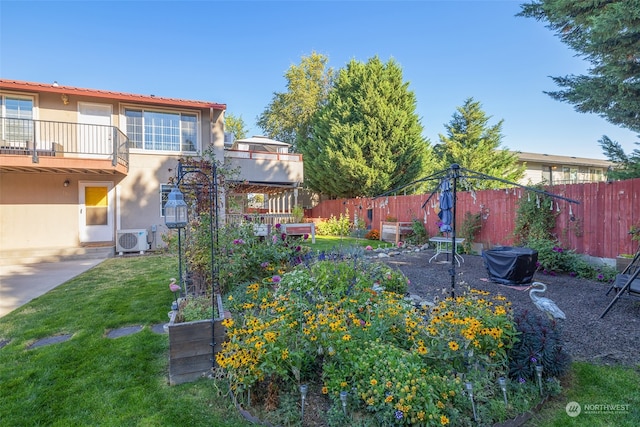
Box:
[0,117,129,168]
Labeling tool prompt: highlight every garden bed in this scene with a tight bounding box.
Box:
[383,251,640,367]
[167,293,226,385]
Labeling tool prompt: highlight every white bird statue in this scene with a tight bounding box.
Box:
[526,282,566,320]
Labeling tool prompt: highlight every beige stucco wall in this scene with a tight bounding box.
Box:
[1,86,226,259]
[0,172,115,252]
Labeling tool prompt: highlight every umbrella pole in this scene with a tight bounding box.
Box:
[450,164,460,298]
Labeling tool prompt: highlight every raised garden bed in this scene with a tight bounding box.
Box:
[167,293,226,386]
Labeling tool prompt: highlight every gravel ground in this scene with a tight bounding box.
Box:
[381,249,640,367]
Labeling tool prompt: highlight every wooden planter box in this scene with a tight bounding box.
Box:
[168,294,226,386]
[380,221,413,244]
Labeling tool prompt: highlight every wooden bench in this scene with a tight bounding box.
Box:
[281,223,316,243]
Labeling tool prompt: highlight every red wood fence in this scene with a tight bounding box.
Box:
[309,178,640,259]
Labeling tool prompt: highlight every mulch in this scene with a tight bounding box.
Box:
[381,250,640,367]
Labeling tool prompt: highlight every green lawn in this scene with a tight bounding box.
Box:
[0,249,638,426]
[301,235,394,252]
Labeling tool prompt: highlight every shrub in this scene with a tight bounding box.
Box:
[526,237,617,282]
[404,218,429,245]
[316,212,352,236]
[458,212,482,253]
[176,294,215,322]
[508,309,571,381]
[364,228,380,240]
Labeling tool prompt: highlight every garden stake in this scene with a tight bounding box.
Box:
[300,384,308,421]
[498,377,508,405]
[465,382,477,421]
[340,391,348,416]
[536,365,544,396]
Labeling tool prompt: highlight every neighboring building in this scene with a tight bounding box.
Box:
[514,151,613,185]
[0,79,303,264]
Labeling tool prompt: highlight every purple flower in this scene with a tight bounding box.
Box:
[260,262,269,268]
[530,356,537,363]
[518,377,526,384]
[569,271,577,277]
[303,233,309,240]
[272,275,281,283]
[395,410,403,420]
[598,273,604,280]
[233,239,245,245]
[275,223,281,229]
[272,235,278,244]
[281,233,287,241]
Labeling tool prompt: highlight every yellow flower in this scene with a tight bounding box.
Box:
[227,295,233,301]
[370,378,378,386]
[448,341,459,351]
[322,386,328,394]
[385,395,394,403]
[221,318,234,328]
[440,415,450,425]
[342,334,351,341]
[340,381,347,388]
[281,349,289,360]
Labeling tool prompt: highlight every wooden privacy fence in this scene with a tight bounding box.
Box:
[309,178,640,259]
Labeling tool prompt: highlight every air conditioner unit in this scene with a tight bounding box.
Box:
[116,229,149,254]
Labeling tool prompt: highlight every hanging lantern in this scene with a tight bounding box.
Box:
[164,187,188,229]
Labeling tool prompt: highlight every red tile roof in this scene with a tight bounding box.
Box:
[0,79,226,110]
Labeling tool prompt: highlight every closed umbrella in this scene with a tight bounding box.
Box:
[438,179,453,233]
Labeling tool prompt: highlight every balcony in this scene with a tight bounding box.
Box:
[0,117,129,175]
[224,139,303,194]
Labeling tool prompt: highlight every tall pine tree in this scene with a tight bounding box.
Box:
[301,57,433,198]
[435,98,524,189]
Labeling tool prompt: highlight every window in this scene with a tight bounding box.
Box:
[1,96,34,146]
[125,108,198,152]
[160,184,172,217]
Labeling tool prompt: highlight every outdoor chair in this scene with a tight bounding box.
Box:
[600,243,640,318]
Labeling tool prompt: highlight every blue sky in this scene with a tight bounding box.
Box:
[1,0,637,159]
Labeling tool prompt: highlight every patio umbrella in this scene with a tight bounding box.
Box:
[438,179,453,233]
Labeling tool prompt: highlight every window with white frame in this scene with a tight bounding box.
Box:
[1,95,34,147]
[125,108,198,152]
[160,184,172,217]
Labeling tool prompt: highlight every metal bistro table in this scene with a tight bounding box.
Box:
[429,236,465,266]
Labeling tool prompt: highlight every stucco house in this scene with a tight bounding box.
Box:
[0,79,304,264]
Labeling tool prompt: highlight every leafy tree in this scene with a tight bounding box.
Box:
[302,56,433,198]
[224,112,248,141]
[600,135,640,180]
[434,98,525,189]
[257,51,334,150]
[518,0,640,178]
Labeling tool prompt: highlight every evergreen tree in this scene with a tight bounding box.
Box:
[435,98,525,189]
[302,56,433,198]
[257,52,334,151]
[518,0,640,178]
[599,135,640,180]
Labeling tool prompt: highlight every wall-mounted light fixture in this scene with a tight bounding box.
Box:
[63,179,70,187]
[61,94,69,105]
